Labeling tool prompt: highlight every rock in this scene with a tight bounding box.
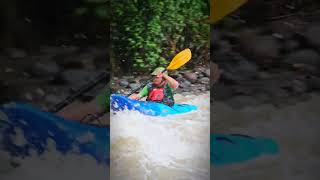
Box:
[119,80,129,87]
[226,95,261,109]
[220,59,258,82]
[238,30,280,65]
[5,68,14,73]
[197,72,204,78]
[211,83,233,100]
[306,76,320,90]
[45,94,61,105]
[204,68,210,77]
[35,88,45,97]
[283,49,320,65]
[219,40,233,52]
[39,46,63,54]
[183,72,198,83]
[199,77,210,84]
[292,63,318,75]
[24,92,33,101]
[291,80,308,94]
[170,71,182,79]
[61,70,99,88]
[194,67,206,73]
[179,79,191,88]
[61,45,79,54]
[31,61,60,77]
[128,83,140,90]
[6,48,27,59]
[283,40,300,52]
[257,71,275,80]
[305,24,320,50]
[211,63,220,86]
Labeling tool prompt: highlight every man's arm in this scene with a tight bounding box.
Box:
[162,74,179,89]
[129,85,148,100]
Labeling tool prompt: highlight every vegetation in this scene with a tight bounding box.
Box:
[111,0,210,73]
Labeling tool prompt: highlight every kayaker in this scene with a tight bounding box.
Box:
[129,67,179,107]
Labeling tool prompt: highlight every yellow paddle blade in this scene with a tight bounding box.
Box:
[210,0,247,23]
[166,48,192,70]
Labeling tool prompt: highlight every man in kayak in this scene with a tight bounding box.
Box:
[129,67,179,107]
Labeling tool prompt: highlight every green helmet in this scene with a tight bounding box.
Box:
[151,67,167,75]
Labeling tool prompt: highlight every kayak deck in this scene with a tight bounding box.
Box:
[111,94,197,116]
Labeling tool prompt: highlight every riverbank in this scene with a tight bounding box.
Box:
[0,45,108,110]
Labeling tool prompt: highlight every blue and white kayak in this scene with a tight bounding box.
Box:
[110,94,197,116]
[211,134,279,166]
[0,102,278,167]
[0,102,109,165]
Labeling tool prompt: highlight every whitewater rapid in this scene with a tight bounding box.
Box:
[110,92,210,180]
[212,93,320,180]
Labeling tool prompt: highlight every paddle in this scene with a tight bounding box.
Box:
[127,48,192,97]
[209,0,248,23]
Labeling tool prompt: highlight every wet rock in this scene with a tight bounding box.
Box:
[226,95,261,109]
[128,83,140,90]
[305,24,320,50]
[204,68,210,77]
[35,88,45,97]
[211,83,233,100]
[61,70,99,87]
[211,63,220,86]
[284,49,320,65]
[283,40,300,52]
[291,80,308,94]
[170,71,182,79]
[257,71,275,80]
[119,80,129,88]
[31,61,60,77]
[24,92,33,101]
[183,72,198,83]
[238,30,280,64]
[194,67,206,73]
[199,77,210,84]
[179,79,191,88]
[219,40,233,52]
[292,63,318,75]
[39,46,63,54]
[197,72,204,78]
[306,76,320,90]
[45,94,61,105]
[220,59,258,82]
[6,48,27,59]
[5,68,14,73]
[61,45,79,54]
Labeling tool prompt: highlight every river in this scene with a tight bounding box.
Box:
[110,92,210,180]
[212,93,320,180]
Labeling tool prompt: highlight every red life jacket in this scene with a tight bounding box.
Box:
[147,88,164,101]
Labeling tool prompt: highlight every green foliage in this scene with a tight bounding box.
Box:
[111,0,209,73]
[74,0,109,20]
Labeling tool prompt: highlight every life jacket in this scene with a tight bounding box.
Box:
[146,83,174,106]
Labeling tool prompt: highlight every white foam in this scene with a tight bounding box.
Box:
[111,92,210,180]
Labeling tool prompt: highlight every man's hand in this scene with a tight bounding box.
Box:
[129,93,141,100]
[162,73,179,89]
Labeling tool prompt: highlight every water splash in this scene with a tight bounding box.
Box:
[111,92,210,180]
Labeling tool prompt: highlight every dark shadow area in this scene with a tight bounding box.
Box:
[211,0,320,179]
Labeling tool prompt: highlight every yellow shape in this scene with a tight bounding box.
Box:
[167,48,192,70]
[210,0,247,23]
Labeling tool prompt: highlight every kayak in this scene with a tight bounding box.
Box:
[0,102,278,167]
[0,102,109,164]
[110,94,197,116]
[211,134,279,166]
